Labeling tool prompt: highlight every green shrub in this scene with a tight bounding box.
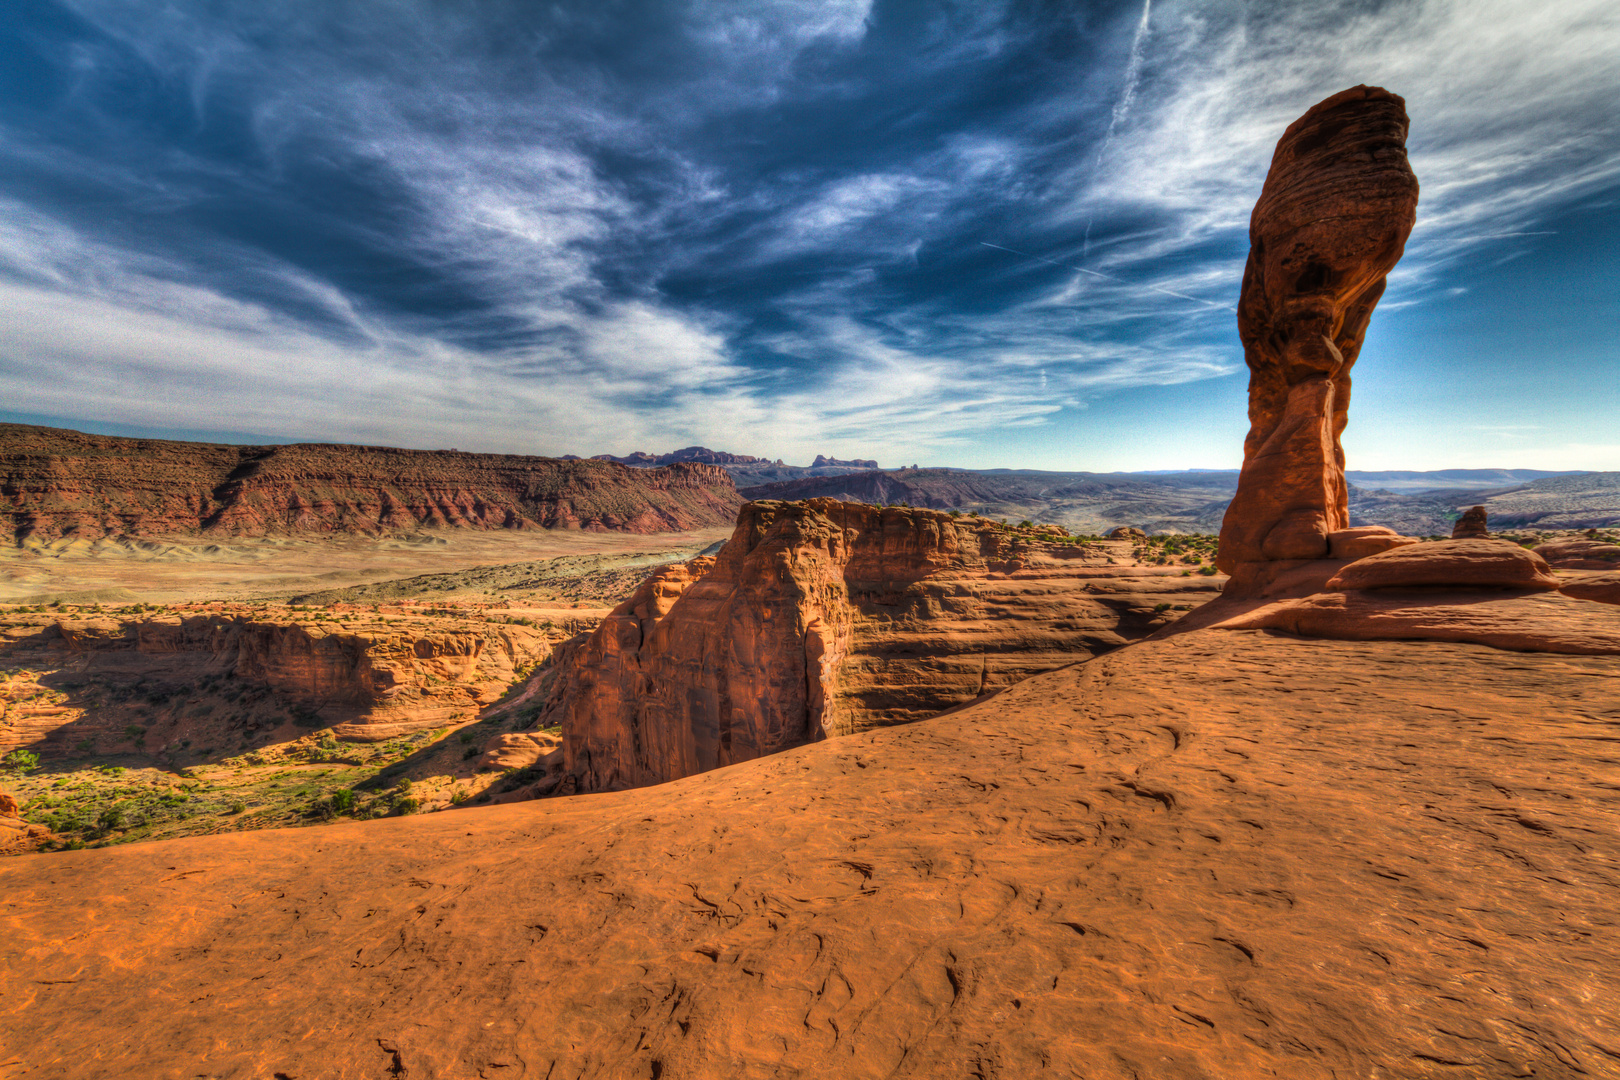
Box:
[96,805,125,832]
[3,749,40,774]
[124,725,146,743]
[331,788,356,813]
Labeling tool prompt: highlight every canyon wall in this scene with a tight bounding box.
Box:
[0,611,552,756]
[542,499,1222,792]
[0,423,742,543]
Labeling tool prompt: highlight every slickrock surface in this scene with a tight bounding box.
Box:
[1562,572,1620,606]
[1536,538,1620,570]
[0,608,552,755]
[544,499,1221,792]
[1205,589,1620,655]
[1217,86,1420,594]
[0,423,742,543]
[2,630,1616,1079]
[1324,538,1559,591]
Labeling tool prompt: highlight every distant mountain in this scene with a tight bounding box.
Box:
[742,466,1615,536]
[591,447,783,467]
[811,454,879,469]
[0,423,743,543]
[1344,469,1580,493]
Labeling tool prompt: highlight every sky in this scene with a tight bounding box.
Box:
[0,0,1616,472]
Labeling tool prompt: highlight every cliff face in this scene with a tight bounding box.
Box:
[0,611,552,755]
[0,424,742,543]
[544,499,1223,792]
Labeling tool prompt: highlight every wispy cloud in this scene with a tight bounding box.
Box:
[0,0,1614,468]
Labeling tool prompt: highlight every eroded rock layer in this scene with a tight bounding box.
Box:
[544,499,1222,792]
[0,611,551,754]
[0,423,742,543]
[1217,86,1419,594]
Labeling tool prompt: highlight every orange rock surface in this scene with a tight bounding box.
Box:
[2,631,1616,1078]
[544,499,1221,792]
[0,423,742,543]
[1324,538,1559,591]
[1217,86,1420,594]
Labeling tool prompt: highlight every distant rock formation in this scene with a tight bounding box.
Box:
[0,423,743,543]
[812,454,880,469]
[591,447,783,468]
[1452,505,1490,538]
[1216,86,1420,595]
[542,500,1222,792]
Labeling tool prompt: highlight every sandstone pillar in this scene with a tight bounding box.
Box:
[1216,85,1419,595]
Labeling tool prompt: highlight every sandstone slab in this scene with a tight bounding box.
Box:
[1325,538,1558,591]
[1535,538,1620,570]
[1326,525,1416,560]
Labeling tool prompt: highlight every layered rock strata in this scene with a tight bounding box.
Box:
[1452,505,1490,538]
[543,499,1222,792]
[1216,86,1420,595]
[0,612,550,755]
[0,423,742,543]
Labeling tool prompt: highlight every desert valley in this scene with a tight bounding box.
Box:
[2,9,1619,1080]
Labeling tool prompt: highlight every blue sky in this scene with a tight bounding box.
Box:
[1,0,1616,470]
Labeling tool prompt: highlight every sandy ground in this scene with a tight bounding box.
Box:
[0,527,733,605]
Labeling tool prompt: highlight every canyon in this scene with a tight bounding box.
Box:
[545,500,1219,793]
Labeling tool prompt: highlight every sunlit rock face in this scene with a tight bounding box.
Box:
[1217,85,1420,597]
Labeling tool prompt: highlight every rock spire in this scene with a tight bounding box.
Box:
[1216,86,1420,594]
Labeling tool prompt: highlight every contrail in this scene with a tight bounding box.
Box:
[1085,0,1153,257]
[979,241,1230,310]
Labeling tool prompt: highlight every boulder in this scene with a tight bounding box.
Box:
[1106,526,1146,540]
[1326,539,1559,592]
[1534,538,1620,570]
[1327,526,1417,560]
[1451,505,1489,539]
[1216,86,1419,594]
[0,791,18,817]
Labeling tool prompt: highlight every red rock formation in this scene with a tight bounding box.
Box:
[1452,505,1490,539]
[0,423,742,543]
[544,499,1223,792]
[1216,86,1420,594]
[1534,538,1620,569]
[0,791,17,816]
[1324,538,1558,591]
